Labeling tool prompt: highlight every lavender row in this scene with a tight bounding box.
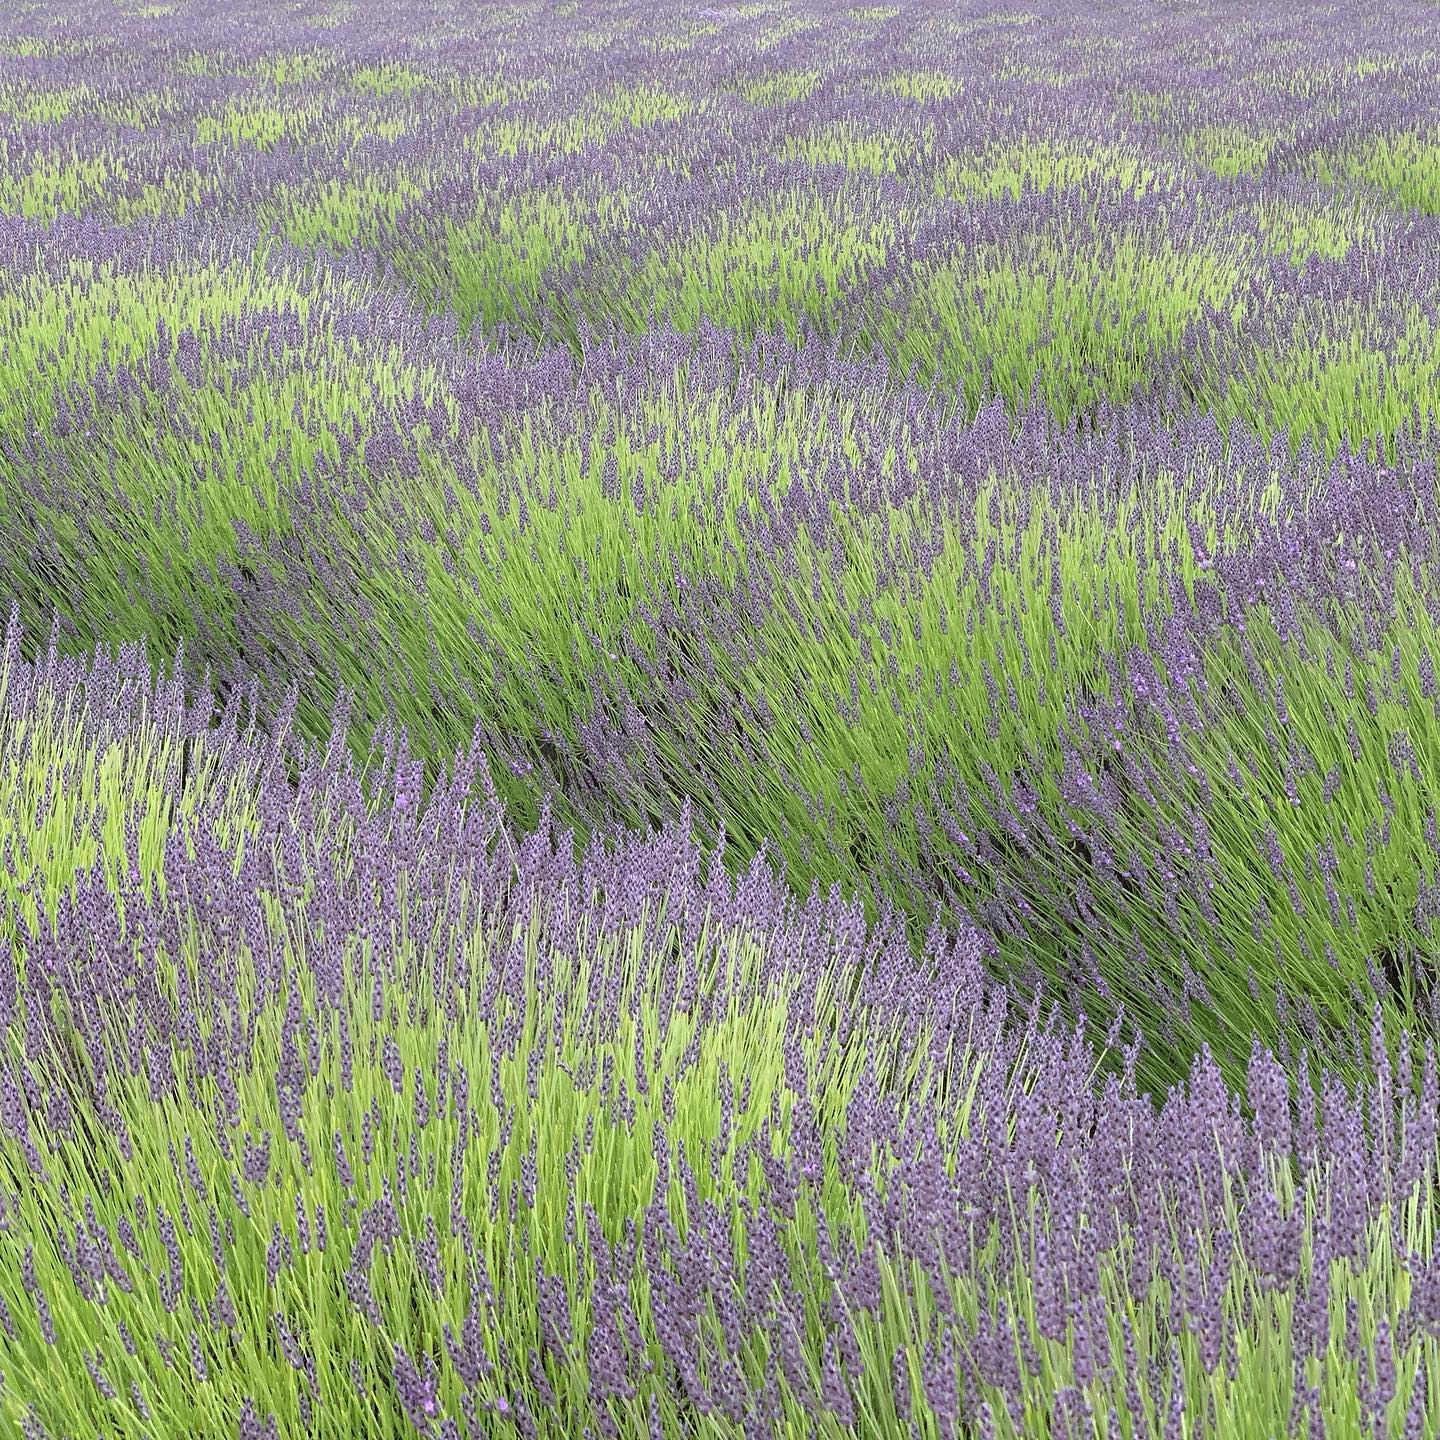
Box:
[4,216,1440,1100]
[2,0,1439,450]
[0,635,1438,1437]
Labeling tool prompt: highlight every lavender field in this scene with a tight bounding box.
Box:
[4,0,1440,1434]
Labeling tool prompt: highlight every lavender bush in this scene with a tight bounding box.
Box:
[3,0,1440,1431]
[2,635,1440,1439]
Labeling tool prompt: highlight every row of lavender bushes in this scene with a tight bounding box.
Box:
[0,613,1438,1438]
[4,0,1440,1126]
[9,219,1440,1108]
[5,0,1440,1432]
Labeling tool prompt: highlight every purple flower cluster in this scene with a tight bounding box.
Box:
[0,640,1435,1434]
[3,0,1440,1430]
[6,193,1440,1100]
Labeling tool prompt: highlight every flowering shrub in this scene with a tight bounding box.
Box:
[3,0,1440,1432]
[1,637,1439,1438]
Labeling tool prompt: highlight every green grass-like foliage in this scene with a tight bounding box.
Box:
[4,0,1440,1431]
[1,636,1439,1438]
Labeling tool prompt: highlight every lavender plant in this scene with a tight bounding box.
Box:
[3,636,1440,1438]
[6,246,1440,1100]
[3,0,1440,1431]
